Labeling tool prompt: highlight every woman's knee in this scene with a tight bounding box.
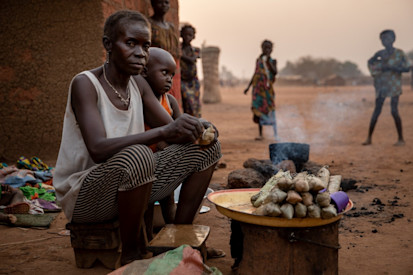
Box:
[112,145,156,190]
[203,140,221,160]
[116,145,155,168]
[196,140,222,171]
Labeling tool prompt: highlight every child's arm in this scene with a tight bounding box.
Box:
[155,94,182,151]
[167,94,182,120]
[268,58,278,75]
[368,51,382,65]
[383,51,411,73]
[181,47,197,64]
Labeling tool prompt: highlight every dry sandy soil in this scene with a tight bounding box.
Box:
[1,84,413,275]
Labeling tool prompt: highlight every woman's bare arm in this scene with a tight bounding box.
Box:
[71,74,171,163]
[135,75,204,144]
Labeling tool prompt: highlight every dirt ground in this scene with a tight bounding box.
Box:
[1,84,413,275]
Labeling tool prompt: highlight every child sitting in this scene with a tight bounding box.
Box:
[144,47,181,151]
[143,47,181,227]
[142,47,225,259]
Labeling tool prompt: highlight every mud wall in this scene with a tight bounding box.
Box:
[0,0,179,163]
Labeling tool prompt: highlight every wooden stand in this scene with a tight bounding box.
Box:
[66,220,121,269]
[147,224,210,262]
[238,221,339,275]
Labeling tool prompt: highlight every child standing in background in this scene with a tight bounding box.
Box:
[244,40,278,141]
[180,24,202,117]
[363,29,410,146]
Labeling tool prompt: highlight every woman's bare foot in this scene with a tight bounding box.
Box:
[255,136,264,141]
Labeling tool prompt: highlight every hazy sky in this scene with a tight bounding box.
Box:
[179,0,413,78]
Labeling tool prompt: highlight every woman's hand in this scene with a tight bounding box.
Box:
[162,114,204,144]
[199,118,219,141]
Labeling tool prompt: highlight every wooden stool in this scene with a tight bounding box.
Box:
[147,224,210,262]
[66,220,121,269]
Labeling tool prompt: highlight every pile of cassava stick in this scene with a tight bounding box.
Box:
[251,166,343,219]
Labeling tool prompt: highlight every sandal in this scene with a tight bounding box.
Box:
[4,202,30,214]
[206,247,226,259]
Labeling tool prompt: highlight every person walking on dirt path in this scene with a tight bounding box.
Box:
[53,10,221,267]
[362,29,411,146]
[244,39,279,141]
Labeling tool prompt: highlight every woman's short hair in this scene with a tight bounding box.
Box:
[104,10,150,41]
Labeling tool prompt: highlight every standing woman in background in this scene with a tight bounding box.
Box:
[244,40,278,141]
[180,24,202,117]
[149,0,181,104]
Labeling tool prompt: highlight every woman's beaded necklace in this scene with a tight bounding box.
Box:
[103,65,130,107]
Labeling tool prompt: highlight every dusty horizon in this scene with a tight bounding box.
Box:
[179,0,413,79]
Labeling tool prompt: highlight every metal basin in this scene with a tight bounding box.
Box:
[208,188,353,228]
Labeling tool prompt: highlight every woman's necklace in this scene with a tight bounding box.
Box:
[103,65,130,107]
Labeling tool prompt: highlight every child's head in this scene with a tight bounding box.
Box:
[261,40,273,56]
[380,29,395,48]
[180,24,196,44]
[144,47,176,97]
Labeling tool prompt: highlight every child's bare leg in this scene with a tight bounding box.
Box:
[144,203,155,241]
[391,96,405,145]
[174,163,217,224]
[159,194,176,224]
[255,125,263,140]
[363,97,385,145]
[118,182,152,265]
